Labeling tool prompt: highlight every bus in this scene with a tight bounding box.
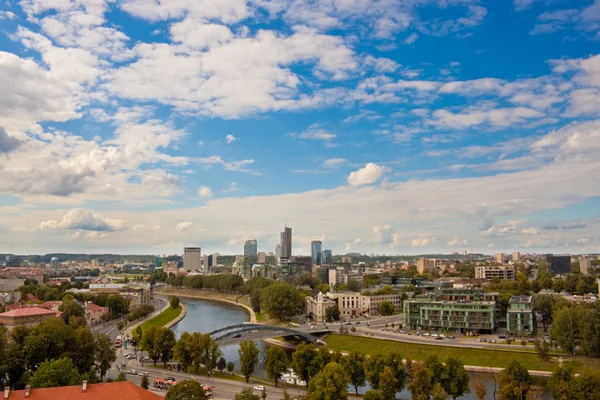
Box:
[115,335,122,347]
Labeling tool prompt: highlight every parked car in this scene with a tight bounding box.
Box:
[126,370,137,375]
[253,386,265,392]
[138,372,149,376]
[233,334,242,338]
[165,377,176,382]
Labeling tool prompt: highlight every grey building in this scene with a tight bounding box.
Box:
[507,295,535,336]
[321,249,332,265]
[244,240,258,258]
[546,255,571,275]
[280,226,292,258]
[311,240,322,265]
[183,247,202,271]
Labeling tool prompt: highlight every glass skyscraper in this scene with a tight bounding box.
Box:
[311,240,322,265]
[244,240,258,258]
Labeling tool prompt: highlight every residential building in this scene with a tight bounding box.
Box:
[506,295,535,336]
[2,381,162,400]
[417,258,435,274]
[0,307,61,330]
[360,293,404,316]
[85,301,108,326]
[305,291,336,322]
[89,283,150,306]
[474,265,515,280]
[495,253,505,264]
[327,292,361,317]
[311,240,322,265]
[0,278,24,292]
[546,255,571,275]
[328,268,338,289]
[321,249,332,265]
[512,252,521,262]
[244,240,258,258]
[0,268,44,284]
[580,258,591,276]
[257,252,266,264]
[183,247,202,271]
[280,226,292,258]
[232,256,252,279]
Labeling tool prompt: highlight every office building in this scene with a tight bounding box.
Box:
[360,293,404,316]
[257,252,266,264]
[506,295,535,335]
[280,226,292,258]
[580,258,591,276]
[546,255,571,275]
[311,240,322,265]
[316,266,329,284]
[4,256,21,268]
[495,253,505,264]
[512,252,521,262]
[244,240,258,258]
[183,247,202,271]
[417,258,435,274]
[321,249,332,265]
[474,265,515,280]
[305,292,337,322]
[326,292,361,317]
[275,244,281,258]
[50,257,59,268]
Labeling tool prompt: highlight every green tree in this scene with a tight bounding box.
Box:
[364,353,387,390]
[115,372,127,382]
[217,356,227,373]
[377,301,394,316]
[314,346,332,370]
[379,366,398,400]
[306,362,350,400]
[73,327,96,374]
[534,336,550,361]
[94,333,116,379]
[203,339,222,377]
[140,326,160,365]
[497,360,534,400]
[165,379,208,400]
[551,307,581,354]
[364,390,385,400]
[343,351,366,395]
[385,352,407,394]
[292,343,319,385]
[59,295,85,324]
[23,318,75,369]
[157,327,177,367]
[442,357,470,400]
[265,346,288,387]
[28,358,81,388]
[169,295,180,309]
[239,340,259,383]
[347,279,361,292]
[533,294,560,332]
[579,305,600,358]
[325,305,341,323]
[227,361,235,373]
[260,283,304,321]
[234,388,260,400]
[106,294,127,317]
[431,383,449,400]
[141,375,149,389]
[408,363,433,400]
[174,332,193,372]
[425,355,444,385]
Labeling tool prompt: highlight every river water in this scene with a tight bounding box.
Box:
[171,298,552,399]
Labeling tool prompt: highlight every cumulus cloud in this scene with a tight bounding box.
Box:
[226,134,237,144]
[347,163,389,186]
[288,125,337,145]
[176,221,194,232]
[0,127,23,154]
[403,33,419,44]
[197,186,213,198]
[41,209,125,231]
[222,182,240,193]
[411,237,435,247]
[322,158,347,168]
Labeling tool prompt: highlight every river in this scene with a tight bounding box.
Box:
[171,298,552,399]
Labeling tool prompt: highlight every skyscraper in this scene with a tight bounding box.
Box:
[311,240,322,265]
[321,249,332,265]
[275,244,281,258]
[280,226,292,258]
[244,240,258,258]
[183,247,202,271]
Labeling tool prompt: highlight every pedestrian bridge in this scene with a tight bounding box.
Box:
[208,323,330,346]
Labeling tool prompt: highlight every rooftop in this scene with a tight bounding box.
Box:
[509,295,533,304]
[0,307,59,317]
[4,381,161,400]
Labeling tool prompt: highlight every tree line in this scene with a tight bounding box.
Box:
[166,273,245,292]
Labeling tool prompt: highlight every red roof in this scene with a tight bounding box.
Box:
[5,381,162,400]
[0,307,58,317]
[86,302,108,313]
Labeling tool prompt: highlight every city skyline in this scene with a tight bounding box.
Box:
[1,1,600,255]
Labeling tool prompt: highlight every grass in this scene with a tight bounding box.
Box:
[325,335,600,373]
[140,305,182,331]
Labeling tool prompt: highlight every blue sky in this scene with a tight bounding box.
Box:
[1,0,600,256]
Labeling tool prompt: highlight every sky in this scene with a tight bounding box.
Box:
[1,0,600,256]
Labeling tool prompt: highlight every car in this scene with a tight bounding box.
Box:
[477,338,482,342]
[165,377,176,382]
[490,339,497,343]
[435,337,443,340]
[423,333,430,337]
[253,386,265,392]
[432,334,438,337]
[126,354,136,359]
[138,372,149,376]
[126,370,137,375]
[481,338,487,342]
[440,334,446,338]
[233,334,242,338]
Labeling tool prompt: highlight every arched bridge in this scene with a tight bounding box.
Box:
[209,323,329,346]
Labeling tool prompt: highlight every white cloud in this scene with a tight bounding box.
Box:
[429,107,544,129]
[411,237,435,247]
[0,11,16,19]
[448,237,468,246]
[41,209,125,231]
[323,158,347,168]
[403,33,419,44]
[288,125,337,144]
[226,134,238,144]
[347,163,389,186]
[197,186,213,198]
[521,228,539,235]
[176,221,194,232]
[222,182,240,193]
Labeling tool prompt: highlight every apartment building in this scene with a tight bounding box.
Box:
[474,265,515,280]
[326,292,361,318]
[506,295,535,336]
[360,293,404,316]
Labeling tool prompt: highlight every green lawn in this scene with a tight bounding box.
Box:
[325,335,600,373]
[140,305,182,331]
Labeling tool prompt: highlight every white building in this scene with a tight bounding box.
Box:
[305,292,336,322]
[580,258,591,276]
[495,253,505,264]
[184,247,202,271]
[360,293,404,316]
[512,252,521,262]
[417,258,435,274]
[326,292,361,318]
[475,265,515,280]
[257,252,266,264]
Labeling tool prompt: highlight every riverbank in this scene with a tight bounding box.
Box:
[158,287,257,323]
[140,304,184,331]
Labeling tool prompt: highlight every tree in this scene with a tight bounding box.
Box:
[72,327,96,374]
[94,333,116,379]
[115,372,127,382]
[234,388,260,400]
[165,379,208,400]
[156,328,177,367]
[260,283,304,321]
[28,358,81,388]
[343,351,366,395]
[106,294,127,317]
[364,353,387,390]
[59,296,85,324]
[347,279,361,292]
[364,390,385,400]
[204,339,222,377]
[169,295,180,309]
[534,336,550,361]
[442,357,470,400]
[408,363,433,400]
[141,375,149,389]
[217,356,227,373]
[314,346,332,370]
[533,294,560,332]
[227,361,235,373]
[377,301,394,316]
[551,307,582,354]
[379,366,398,400]
[579,305,600,358]
[23,318,75,369]
[425,355,444,385]
[431,383,449,400]
[292,343,319,385]
[473,377,487,400]
[140,326,160,366]
[325,305,341,323]
[239,340,259,383]
[174,332,193,372]
[265,346,288,387]
[306,362,350,400]
[498,360,534,400]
